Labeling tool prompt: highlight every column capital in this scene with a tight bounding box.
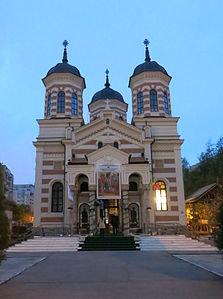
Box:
[121,184,129,191]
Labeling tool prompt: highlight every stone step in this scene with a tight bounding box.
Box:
[138,236,218,252]
[7,236,81,253]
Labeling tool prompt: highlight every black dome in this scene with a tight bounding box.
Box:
[47,62,81,77]
[133,60,169,77]
[91,87,124,103]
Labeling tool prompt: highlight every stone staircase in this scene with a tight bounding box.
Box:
[138,235,218,252]
[79,236,140,251]
[7,236,81,252]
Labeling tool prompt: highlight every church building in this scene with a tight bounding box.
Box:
[33,40,187,235]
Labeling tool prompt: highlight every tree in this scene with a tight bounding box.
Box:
[183,137,223,197]
[0,163,10,251]
[215,201,223,251]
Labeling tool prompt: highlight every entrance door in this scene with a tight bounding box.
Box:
[103,199,119,234]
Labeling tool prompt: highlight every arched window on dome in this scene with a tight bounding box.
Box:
[57,91,65,113]
[51,182,63,212]
[71,92,78,115]
[98,142,103,149]
[137,92,144,114]
[47,94,51,116]
[113,141,119,149]
[163,91,169,114]
[150,90,158,112]
[155,181,168,211]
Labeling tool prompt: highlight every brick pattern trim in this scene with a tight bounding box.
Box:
[153,168,175,173]
[155,216,179,222]
[40,217,64,223]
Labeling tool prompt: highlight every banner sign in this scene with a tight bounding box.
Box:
[97,165,121,199]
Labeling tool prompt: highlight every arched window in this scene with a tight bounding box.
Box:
[150,90,158,112]
[129,181,138,191]
[51,182,63,212]
[47,94,51,116]
[155,181,167,211]
[57,91,65,113]
[137,92,144,114]
[163,91,169,114]
[71,92,78,115]
[98,142,103,149]
[113,141,119,149]
[80,182,89,192]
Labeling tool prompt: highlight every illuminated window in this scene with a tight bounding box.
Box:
[150,89,158,112]
[47,94,51,116]
[57,91,65,113]
[137,92,144,114]
[163,91,169,114]
[155,181,167,211]
[71,92,78,115]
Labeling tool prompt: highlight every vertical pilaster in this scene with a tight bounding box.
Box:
[73,189,78,233]
[33,148,43,227]
[89,191,96,234]
[141,186,149,233]
[122,188,129,235]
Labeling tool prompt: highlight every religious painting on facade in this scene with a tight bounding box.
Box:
[97,166,121,199]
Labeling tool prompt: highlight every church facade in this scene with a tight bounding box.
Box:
[33,40,187,235]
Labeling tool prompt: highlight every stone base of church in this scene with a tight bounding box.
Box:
[147,224,190,236]
[33,224,189,237]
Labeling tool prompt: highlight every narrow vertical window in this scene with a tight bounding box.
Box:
[155,181,168,211]
[47,94,51,116]
[164,91,169,114]
[71,92,78,115]
[52,182,63,212]
[57,91,65,113]
[98,142,103,149]
[137,92,144,114]
[150,89,158,112]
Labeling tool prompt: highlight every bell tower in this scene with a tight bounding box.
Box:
[129,39,172,122]
[42,40,86,122]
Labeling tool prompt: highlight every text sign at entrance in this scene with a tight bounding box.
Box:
[97,165,121,199]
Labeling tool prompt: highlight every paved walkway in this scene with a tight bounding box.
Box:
[0,252,222,299]
[174,254,223,277]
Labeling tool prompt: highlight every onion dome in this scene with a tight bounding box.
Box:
[131,39,170,78]
[91,69,125,103]
[46,40,82,78]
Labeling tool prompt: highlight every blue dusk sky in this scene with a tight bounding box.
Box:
[0,0,222,184]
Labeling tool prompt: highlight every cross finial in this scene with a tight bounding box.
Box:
[144,38,151,62]
[63,40,69,48]
[144,39,149,47]
[62,40,68,63]
[105,69,110,88]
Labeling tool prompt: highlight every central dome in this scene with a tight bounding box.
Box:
[91,70,124,103]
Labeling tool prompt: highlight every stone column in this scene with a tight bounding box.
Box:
[148,186,155,232]
[141,185,149,233]
[73,188,79,234]
[89,187,96,235]
[122,185,129,236]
